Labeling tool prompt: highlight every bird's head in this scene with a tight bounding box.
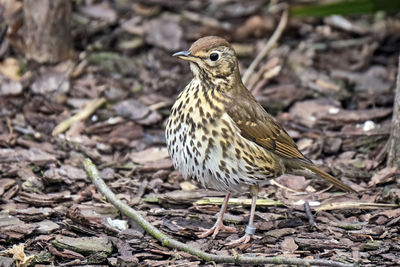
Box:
[173,36,240,82]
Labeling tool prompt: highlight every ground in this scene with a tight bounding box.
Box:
[0,1,399,266]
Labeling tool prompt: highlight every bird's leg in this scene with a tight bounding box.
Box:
[198,192,236,239]
[226,185,259,247]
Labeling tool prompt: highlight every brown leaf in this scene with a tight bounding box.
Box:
[0,178,16,196]
[320,108,392,124]
[275,174,309,191]
[371,208,400,219]
[281,237,299,253]
[108,121,144,147]
[35,219,60,234]
[0,76,23,96]
[121,17,145,36]
[43,165,87,184]
[368,167,398,187]
[234,15,274,39]
[262,227,296,243]
[331,66,392,93]
[48,245,85,260]
[114,99,162,125]
[289,98,341,128]
[0,148,57,165]
[31,71,70,95]
[295,237,348,250]
[79,3,117,22]
[130,147,169,164]
[18,191,71,206]
[140,158,174,172]
[145,18,183,52]
[255,84,307,113]
[9,206,54,221]
[68,203,119,226]
[1,216,37,239]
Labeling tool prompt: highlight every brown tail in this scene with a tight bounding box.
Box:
[306,164,356,193]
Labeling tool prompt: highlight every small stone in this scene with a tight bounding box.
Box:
[104,217,128,231]
[363,120,375,132]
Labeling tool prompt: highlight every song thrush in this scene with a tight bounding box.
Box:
[166,36,355,245]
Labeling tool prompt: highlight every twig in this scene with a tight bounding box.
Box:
[84,158,354,267]
[6,117,14,142]
[304,201,317,228]
[387,53,400,167]
[242,7,289,86]
[270,179,300,193]
[0,25,8,46]
[52,98,106,136]
[316,202,399,212]
[131,179,148,205]
[195,197,283,206]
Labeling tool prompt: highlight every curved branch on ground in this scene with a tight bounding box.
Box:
[83,158,354,267]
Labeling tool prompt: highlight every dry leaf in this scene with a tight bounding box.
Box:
[368,167,398,187]
[0,58,21,81]
[6,243,34,267]
[130,147,169,164]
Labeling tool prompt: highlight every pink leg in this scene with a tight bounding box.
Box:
[226,185,259,247]
[198,193,237,239]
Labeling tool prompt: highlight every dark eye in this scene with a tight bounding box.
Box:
[209,53,219,61]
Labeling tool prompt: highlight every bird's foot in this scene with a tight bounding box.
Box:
[226,233,260,247]
[226,225,260,247]
[198,220,236,239]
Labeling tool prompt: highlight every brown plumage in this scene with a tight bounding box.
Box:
[166,36,356,245]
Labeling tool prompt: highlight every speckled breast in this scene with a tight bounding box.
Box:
[166,80,275,192]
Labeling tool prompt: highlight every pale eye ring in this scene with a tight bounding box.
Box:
[209,52,219,61]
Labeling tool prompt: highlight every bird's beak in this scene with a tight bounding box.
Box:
[172,50,192,60]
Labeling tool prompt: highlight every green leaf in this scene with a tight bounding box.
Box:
[291,0,400,17]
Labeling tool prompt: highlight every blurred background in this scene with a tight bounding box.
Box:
[0,0,399,266]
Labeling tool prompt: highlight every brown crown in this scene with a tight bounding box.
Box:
[189,36,231,55]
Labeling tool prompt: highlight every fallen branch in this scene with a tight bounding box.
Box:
[84,158,354,267]
[242,6,289,86]
[387,53,400,167]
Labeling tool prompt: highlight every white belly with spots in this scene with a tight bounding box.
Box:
[167,111,273,193]
[166,81,276,193]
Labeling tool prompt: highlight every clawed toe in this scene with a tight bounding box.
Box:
[226,233,260,247]
[198,221,237,239]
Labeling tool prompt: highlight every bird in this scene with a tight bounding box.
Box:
[165,36,356,246]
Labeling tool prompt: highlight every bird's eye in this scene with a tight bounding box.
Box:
[209,53,219,61]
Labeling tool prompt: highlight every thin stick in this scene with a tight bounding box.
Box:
[304,201,317,228]
[84,158,354,267]
[387,53,400,167]
[242,7,289,86]
[317,202,399,212]
[195,197,283,206]
[270,179,300,193]
[52,98,106,136]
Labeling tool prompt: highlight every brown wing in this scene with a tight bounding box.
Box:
[225,87,356,193]
[226,89,310,163]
